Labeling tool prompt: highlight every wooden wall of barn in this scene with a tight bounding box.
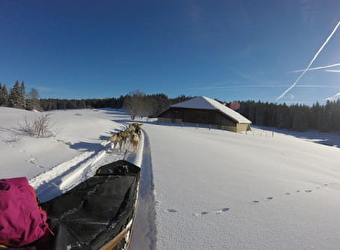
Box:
[158,108,238,126]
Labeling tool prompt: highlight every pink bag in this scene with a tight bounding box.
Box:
[0,177,48,247]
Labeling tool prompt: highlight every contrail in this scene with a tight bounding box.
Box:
[290,62,340,73]
[326,92,340,101]
[325,69,340,73]
[277,20,340,100]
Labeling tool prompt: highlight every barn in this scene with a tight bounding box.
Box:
[157,96,252,132]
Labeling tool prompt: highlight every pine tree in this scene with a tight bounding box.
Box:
[20,81,26,109]
[9,81,26,109]
[0,84,9,106]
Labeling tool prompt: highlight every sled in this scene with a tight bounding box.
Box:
[33,160,141,250]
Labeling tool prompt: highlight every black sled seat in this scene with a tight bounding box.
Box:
[36,160,141,250]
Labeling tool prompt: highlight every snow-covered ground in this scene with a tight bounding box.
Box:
[1,107,340,249]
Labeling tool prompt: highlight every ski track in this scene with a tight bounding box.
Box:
[29,139,135,202]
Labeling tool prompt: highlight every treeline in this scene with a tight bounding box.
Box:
[39,92,190,117]
[237,100,340,132]
[1,81,340,132]
[0,83,190,117]
[39,97,125,111]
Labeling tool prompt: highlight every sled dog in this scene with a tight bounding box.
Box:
[130,132,140,151]
[107,133,123,149]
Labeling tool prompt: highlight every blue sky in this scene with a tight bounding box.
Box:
[1,1,340,104]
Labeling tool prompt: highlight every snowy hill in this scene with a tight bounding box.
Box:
[1,107,340,249]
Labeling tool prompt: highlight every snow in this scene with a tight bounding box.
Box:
[1,107,340,249]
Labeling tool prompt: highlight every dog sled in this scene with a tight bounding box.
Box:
[0,160,141,250]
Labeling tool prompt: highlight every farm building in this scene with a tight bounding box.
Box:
[157,96,252,132]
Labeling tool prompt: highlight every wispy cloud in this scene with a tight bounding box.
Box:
[290,62,340,73]
[187,84,286,91]
[277,20,340,100]
[31,86,55,93]
[187,84,339,91]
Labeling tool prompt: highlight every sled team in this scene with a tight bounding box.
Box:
[107,123,142,151]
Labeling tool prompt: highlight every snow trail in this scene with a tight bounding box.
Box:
[29,140,125,202]
[130,131,157,250]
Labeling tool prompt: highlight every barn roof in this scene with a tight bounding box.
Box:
[171,96,251,124]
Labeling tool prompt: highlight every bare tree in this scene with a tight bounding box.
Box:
[26,88,41,110]
[123,90,146,119]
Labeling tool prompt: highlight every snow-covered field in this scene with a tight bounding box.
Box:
[1,107,340,250]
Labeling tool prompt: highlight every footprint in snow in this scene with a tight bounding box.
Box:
[27,158,36,164]
[215,207,230,214]
[193,207,230,217]
[166,209,177,213]
[193,211,209,217]
[252,197,273,204]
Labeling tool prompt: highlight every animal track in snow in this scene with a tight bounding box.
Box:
[193,207,230,217]
[27,158,36,164]
[166,209,177,213]
[252,197,274,204]
[251,183,339,205]
[200,211,208,215]
[215,207,230,214]
[193,212,208,217]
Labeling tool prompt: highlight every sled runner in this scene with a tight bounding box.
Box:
[1,160,141,250]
